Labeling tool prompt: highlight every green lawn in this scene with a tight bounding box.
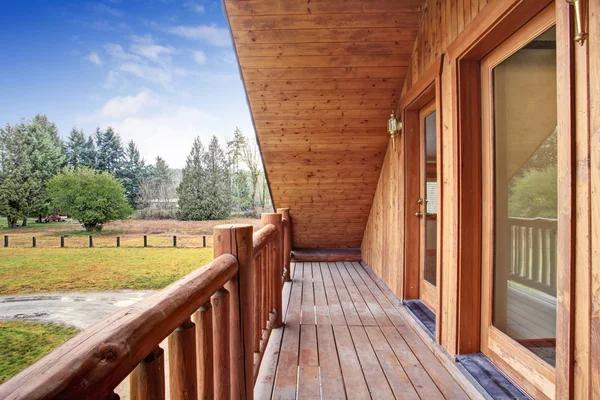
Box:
[0,218,65,230]
[0,247,214,295]
[0,321,79,383]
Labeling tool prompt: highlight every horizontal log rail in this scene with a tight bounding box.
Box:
[508,217,557,297]
[0,211,293,400]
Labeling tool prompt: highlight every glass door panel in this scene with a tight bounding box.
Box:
[488,26,558,366]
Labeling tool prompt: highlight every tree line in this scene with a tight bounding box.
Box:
[0,115,270,229]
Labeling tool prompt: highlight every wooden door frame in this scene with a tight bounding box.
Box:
[400,57,443,343]
[480,6,557,399]
[446,0,574,398]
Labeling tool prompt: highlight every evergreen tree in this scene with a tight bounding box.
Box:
[119,140,147,208]
[152,156,173,209]
[25,115,66,221]
[95,127,124,175]
[203,136,231,219]
[80,135,97,168]
[65,128,87,167]
[177,137,208,220]
[0,123,46,227]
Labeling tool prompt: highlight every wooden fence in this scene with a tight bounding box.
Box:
[2,235,214,248]
[0,209,292,400]
[508,217,557,297]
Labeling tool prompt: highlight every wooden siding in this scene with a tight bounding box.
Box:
[362,0,489,321]
[224,0,423,248]
[362,0,600,398]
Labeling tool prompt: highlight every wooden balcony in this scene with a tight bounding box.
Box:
[0,211,478,400]
[256,261,470,399]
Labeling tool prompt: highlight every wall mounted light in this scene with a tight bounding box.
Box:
[388,111,402,152]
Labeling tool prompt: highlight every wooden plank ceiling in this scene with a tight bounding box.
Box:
[224,0,423,248]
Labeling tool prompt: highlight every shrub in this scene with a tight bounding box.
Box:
[132,208,177,220]
[47,167,133,231]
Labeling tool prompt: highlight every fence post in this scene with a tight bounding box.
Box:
[173,235,177,247]
[4,235,8,247]
[277,208,292,282]
[116,236,120,247]
[144,235,148,248]
[213,224,254,400]
[89,236,93,248]
[203,236,206,248]
[261,213,283,329]
[32,237,36,248]
[60,236,65,248]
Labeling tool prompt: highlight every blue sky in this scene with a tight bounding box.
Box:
[0,0,254,168]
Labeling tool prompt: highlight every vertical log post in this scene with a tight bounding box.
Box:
[32,237,36,248]
[130,346,165,400]
[168,317,197,400]
[277,208,292,282]
[3,235,7,248]
[144,235,148,248]
[89,236,93,248]
[211,288,230,400]
[60,236,65,248]
[173,235,177,247]
[261,213,283,328]
[193,302,213,400]
[116,236,120,247]
[253,252,262,352]
[203,235,206,248]
[213,224,254,400]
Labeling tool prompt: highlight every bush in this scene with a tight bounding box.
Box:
[132,208,177,220]
[47,167,133,231]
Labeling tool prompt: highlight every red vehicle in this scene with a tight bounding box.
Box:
[44,215,68,222]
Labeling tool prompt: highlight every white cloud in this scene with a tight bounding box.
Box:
[192,50,207,65]
[84,51,103,66]
[103,105,218,167]
[94,3,124,18]
[166,24,231,47]
[130,35,174,62]
[119,62,174,86]
[105,43,143,62]
[185,1,205,13]
[101,91,155,119]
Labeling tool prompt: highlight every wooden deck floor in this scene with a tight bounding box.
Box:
[255,261,471,400]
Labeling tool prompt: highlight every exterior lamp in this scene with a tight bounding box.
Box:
[388,111,402,151]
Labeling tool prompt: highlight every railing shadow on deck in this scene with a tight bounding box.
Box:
[0,209,292,400]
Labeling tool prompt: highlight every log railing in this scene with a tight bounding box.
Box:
[508,217,557,297]
[0,211,293,400]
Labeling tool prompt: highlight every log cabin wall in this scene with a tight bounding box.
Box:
[362,0,600,398]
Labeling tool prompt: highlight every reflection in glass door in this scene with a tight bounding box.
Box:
[481,5,558,383]
[418,101,438,311]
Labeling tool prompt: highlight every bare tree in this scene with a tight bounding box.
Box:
[240,138,262,207]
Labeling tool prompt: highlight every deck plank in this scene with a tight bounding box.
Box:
[302,262,316,325]
[272,262,303,399]
[332,325,371,399]
[342,262,392,326]
[258,259,475,400]
[349,325,395,399]
[317,325,346,399]
[365,326,420,399]
[328,262,362,326]
[298,325,320,398]
[320,262,347,325]
[313,262,331,325]
[380,325,445,399]
[334,262,377,326]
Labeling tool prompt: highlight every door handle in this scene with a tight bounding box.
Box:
[415,211,423,218]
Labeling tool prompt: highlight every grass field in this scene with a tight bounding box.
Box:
[0,247,214,295]
[0,321,79,383]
